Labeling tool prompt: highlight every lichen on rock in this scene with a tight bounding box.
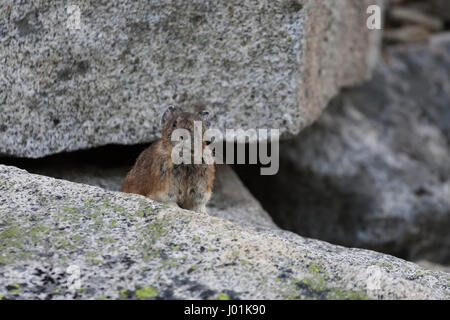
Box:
[0,165,449,300]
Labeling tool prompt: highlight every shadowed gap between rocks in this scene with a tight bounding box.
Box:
[0,142,279,231]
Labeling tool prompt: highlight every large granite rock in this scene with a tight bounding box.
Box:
[0,165,449,300]
[0,0,382,158]
[235,34,450,264]
[5,152,278,230]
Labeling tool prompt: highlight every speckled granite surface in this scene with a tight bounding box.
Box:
[0,165,449,300]
[0,0,382,157]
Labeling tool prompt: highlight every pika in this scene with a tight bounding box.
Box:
[121,106,215,214]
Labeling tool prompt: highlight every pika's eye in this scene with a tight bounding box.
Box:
[173,120,177,127]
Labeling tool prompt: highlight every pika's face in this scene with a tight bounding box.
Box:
[161,107,209,152]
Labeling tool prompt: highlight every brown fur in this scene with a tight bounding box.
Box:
[121,109,215,213]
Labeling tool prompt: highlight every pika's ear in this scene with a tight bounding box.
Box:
[198,110,210,128]
[161,105,178,126]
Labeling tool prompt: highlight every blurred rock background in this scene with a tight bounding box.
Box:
[236,0,450,268]
[384,0,450,44]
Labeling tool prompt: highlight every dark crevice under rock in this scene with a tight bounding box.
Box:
[0,143,278,231]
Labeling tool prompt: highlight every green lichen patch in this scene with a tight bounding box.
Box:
[0,221,51,264]
[135,286,159,300]
[63,207,80,215]
[308,263,324,274]
[280,269,371,300]
[101,237,115,244]
[112,205,126,213]
[138,219,171,257]
[217,292,230,300]
[136,207,154,218]
[328,288,371,300]
[141,220,169,242]
[373,263,394,271]
[188,265,199,272]
[136,210,145,218]
[160,257,180,269]
[7,283,21,294]
[143,250,161,261]
[0,226,21,241]
[85,251,96,258]
[119,288,130,299]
